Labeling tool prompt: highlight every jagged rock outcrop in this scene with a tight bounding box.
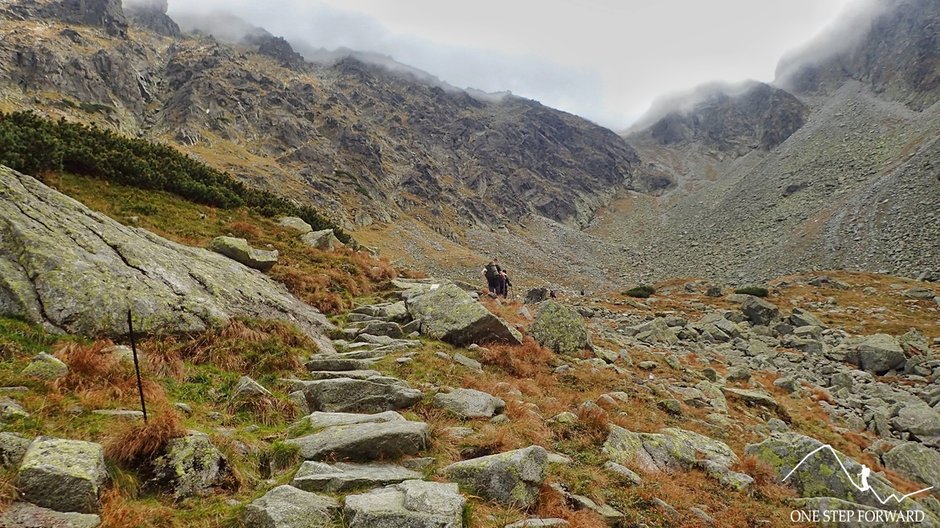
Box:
[0,167,333,350]
[776,0,940,110]
[643,81,807,154]
[123,0,180,38]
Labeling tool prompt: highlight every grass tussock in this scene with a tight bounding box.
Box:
[480,337,555,378]
[100,488,176,528]
[271,246,397,314]
[104,409,186,467]
[53,341,167,408]
[0,469,17,510]
[228,394,297,426]
[536,485,608,528]
[142,319,311,379]
[736,455,797,501]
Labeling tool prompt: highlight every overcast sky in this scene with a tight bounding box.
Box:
[167,0,854,128]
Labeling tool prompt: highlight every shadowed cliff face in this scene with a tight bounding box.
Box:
[775,0,940,110]
[644,82,807,155]
[0,0,648,234]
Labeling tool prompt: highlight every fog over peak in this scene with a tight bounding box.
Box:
[161,0,860,128]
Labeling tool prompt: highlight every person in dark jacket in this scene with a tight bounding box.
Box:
[482,258,501,294]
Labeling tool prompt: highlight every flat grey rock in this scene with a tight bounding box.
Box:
[291,461,421,492]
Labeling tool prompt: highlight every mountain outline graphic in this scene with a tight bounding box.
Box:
[783,444,934,505]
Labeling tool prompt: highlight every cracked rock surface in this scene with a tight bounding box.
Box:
[0,167,333,347]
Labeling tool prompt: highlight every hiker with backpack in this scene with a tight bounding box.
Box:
[483,258,502,295]
[501,269,513,299]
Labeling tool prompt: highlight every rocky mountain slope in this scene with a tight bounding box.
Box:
[0,0,652,242]
[605,0,940,285]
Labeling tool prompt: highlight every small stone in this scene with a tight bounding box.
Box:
[210,236,278,271]
[658,399,682,415]
[452,353,483,371]
[602,461,642,485]
[22,352,68,380]
[551,412,578,424]
[175,403,194,415]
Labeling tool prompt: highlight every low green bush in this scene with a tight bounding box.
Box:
[623,285,656,298]
[734,286,769,297]
[0,111,349,241]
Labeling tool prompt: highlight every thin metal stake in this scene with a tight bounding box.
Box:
[127,309,148,423]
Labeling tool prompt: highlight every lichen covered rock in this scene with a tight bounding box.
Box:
[530,301,590,353]
[17,437,107,514]
[406,283,522,346]
[0,168,333,348]
[442,445,547,508]
[243,485,338,528]
[344,480,465,528]
[149,432,229,499]
[210,236,278,272]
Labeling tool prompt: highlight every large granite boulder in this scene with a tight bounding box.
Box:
[741,296,780,326]
[603,426,738,474]
[529,301,590,354]
[882,442,940,491]
[405,283,522,346]
[745,432,938,519]
[243,485,339,528]
[855,334,906,374]
[287,411,428,461]
[433,388,505,419]
[0,168,333,349]
[301,229,344,251]
[442,446,547,508]
[891,403,940,445]
[149,432,228,499]
[291,461,421,492]
[17,437,107,514]
[298,376,422,414]
[344,480,466,528]
[210,236,278,272]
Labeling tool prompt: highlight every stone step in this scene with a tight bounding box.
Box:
[297,377,422,414]
[286,411,428,461]
[291,461,422,493]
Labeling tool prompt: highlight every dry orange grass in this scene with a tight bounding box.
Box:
[0,469,17,510]
[271,246,397,314]
[53,341,167,409]
[142,319,311,379]
[104,409,186,467]
[100,488,175,528]
[480,338,555,378]
[536,485,608,528]
[228,394,297,426]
